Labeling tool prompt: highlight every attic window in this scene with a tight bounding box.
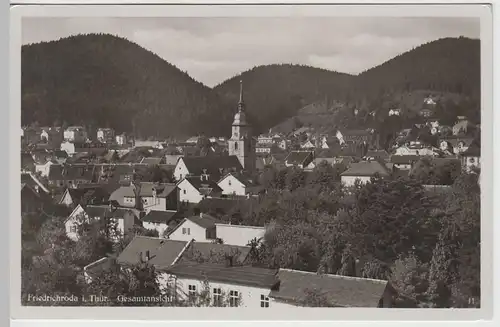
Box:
[228,180,232,186]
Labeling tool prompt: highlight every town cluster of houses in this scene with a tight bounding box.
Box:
[21,85,479,308]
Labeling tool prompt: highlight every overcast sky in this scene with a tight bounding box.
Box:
[22,17,479,87]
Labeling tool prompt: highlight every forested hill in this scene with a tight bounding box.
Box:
[21,33,234,138]
[213,65,355,133]
[22,34,480,138]
[352,37,481,102]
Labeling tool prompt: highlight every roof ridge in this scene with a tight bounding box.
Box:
[279,268,388,284]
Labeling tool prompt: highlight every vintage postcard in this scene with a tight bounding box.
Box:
[9,2,494,322]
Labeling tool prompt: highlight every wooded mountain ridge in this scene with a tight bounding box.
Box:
[21,34,480,138]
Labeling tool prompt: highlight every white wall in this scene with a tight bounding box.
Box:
[168,220,208,242]
[162,274,273,308]
[65,206,125,241]
[177,180,204,204]
[35,161,53,177]
[218,175,246,196]
[341,175,371,187]
[174,159,190,181]
[59,190,73,207]
[143,221,169,237]
[215,224,265,247]
[61,141,76,156]
[142,196,167,212]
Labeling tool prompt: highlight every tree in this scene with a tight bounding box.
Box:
[340,178,437,264]
[389,254,430,307]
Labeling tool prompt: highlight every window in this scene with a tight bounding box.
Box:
[183,189,186,194]
[188,284,197,302]
[228,180,232,186]
[213,288,222,307]
[234,142,238,151]
[70,225,77,233]
[260,294,270,308]
[229,290,239,307]
[182,228,190,235]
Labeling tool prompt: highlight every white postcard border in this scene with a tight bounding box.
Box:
[8,2,496,323]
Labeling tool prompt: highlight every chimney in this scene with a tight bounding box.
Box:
[145,250,150,261]
[224,255,233,267]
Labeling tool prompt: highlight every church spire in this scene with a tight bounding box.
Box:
[238,79,245,111]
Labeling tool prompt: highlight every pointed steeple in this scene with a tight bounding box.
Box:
[238,79,245,111]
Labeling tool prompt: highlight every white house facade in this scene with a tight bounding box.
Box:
[341,175,372,187]
[215,224,265,247]
[174,158,190,181]
[167,219,210,242]
[217,174,246,196]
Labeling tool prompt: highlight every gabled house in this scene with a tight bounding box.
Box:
[167,213,221,242]
[340,160,391,186]
[21,172,50,195]
[336,129,374,146]
[390,155,421,170]
[173,156,243,182]
[460,142,480,173]
[217,172,264,196]
[141,210,182,237]
[300,140,315,149]
[284,151,314,169]
[108,182,178,212]
[439,137,474,155]
[47,164,96,188]
[453,117,475,136]
[58,186,110,208]
[419,108,433,118]
[21,183,52,214]
[177,176,223,204]
[64,204,142,241]
[388,108,401,116]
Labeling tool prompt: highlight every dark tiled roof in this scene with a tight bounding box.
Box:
[181,156,242,177]
[21,173,49,193]
[138,182,177,197]
[365,150,390,160]
[340,160,390,177]
[21,152,35,168]
[285,151,313,165]
[66,187,110,205]
[141,157,164,165]
[84,204,141,220]
[116,236,187,268]
[182,242,251,265]
[196,197,242,214]
[184,177,222,194]
[270,269,389,307]
[390,155,421,165]
[341,129,373,137]
[186,213,222,229]
[165,263,278,289]
[141,210,180,224]
[48,164,96,181]
[460,142,481,157]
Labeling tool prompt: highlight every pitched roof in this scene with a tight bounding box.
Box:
[63,186,110,205]
[21,152,35,168]
[285,151,313,165]
[269,269,389,307]
[180,156,242,177]
[83,204,141,220]
[390,155,421,165]
[140,157,164,165]
[165,263,278,289]
[186,213,222,229]
[141,210,180,224]
[364,150,390,160]
[461,142,481,157]
[196,197,242,214]
[21,172,49,194]
[48,164,96,181]
[183,177,223,195]
[340,160,390,177]
[116,236,188,268]
[109,182,177,201]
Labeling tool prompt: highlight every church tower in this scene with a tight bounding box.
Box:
[229,80,255,172]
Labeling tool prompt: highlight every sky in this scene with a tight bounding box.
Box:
[22,17,480,87]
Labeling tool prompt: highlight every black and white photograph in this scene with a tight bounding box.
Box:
[11,3,493,319]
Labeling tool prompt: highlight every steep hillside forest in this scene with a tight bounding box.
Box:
[22,34,480,138]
